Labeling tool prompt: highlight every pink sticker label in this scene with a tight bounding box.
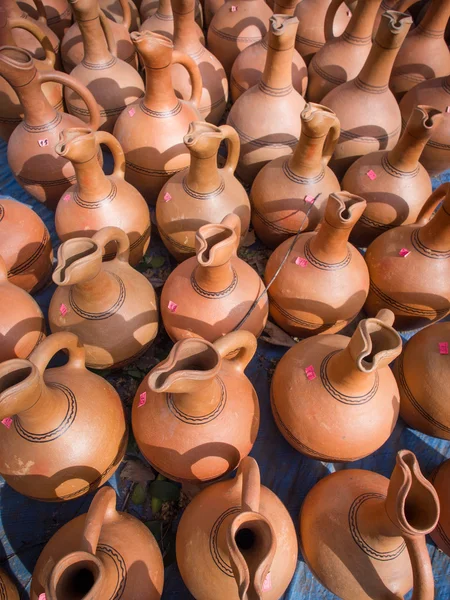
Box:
[366,169,377,180]
[1,418,13,429]
[295,257,308,267]
[168,300,178,313]
[230,4,237,10]
[304,194,315,204]
[439,342,449,355]
[163,192,172,202]
[399,248,410,257]
[39,594,46,600]
[138,391,147,407]
[63,193,71,202]
[38,138,49,147]
[59,303,68,317]
[305,365,316,381]
[128,107,136,117]
[262,573,272,592]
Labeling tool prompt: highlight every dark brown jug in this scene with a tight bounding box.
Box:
[100,0,141,31]
[18,0,72,39]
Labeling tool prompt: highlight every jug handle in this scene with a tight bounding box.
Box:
[38,70,101,132]
[92,226,131,264]
[118,0,132,31]
[404,536,435,600]
[29,331,86,374]
[31,0,48,24]
[221,213,242,245]
[415,183,450,226]
[236,457,261,512]
[321,120,341,167]
[172,50,202,108]
[100,9,118,57]
[94,131,126,180]
[80,487,118,555]
[8,16,56,68]
[219,124,240,175]
[213,330,257,373]
[324,0,348,42]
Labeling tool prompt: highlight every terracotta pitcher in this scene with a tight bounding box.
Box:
[54,127,150,266]
[65,0,144,132]
[132,331,259,482]
[227,14,305,185]
[100,0,141,31]
[300,450,439,599]
[176,457,298,600]
[113,30,202,203]
[251,102,341,248]
[161,214,269,342]
[430,459,450,557]
[156,121,251,261]
[49,227,158,370]
[0,46,101,211]
[0,331,127,501]
[271,309,402,461]
[207,0,273,77]
[31,486,164,599]
[307,0,382,103]
[265,192,369,337]
[343,105,443,248]
[18,0,72,39]
[364,182,450,331]
[0,570,18,600]
[0,255,45,362]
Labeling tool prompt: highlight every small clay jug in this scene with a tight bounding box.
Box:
[430,459,450,557]
[307,0,382,103]
[0,197,53,293]
[161,214,269,342]
[265,192,369,337]
[0,46,100,211]
[132,331,259,482]
[393,321,450,440]
[156,121,251,261]
[364,182,450,331]
[140,0,204,43]
[18,0,72,39]
[322,10,413,179]
[227,14,305,185]
[65,0,144,133]
[113,30,202,203]
[0,570,18,600]
[300,450,440,599]
[176,457,298,600]
[31,487,164,599]
[251,102,340,248]
[0,255,46,363]
[55,127,150,266]
[400,75,450,176]
[207,0,273,77]
[294,0,351,66]
[100,0,140,31]
[343,105,443,248]
[0,331,127,501]
[49,227,158,370]
[271,308,402,461]
[171,0,227,124]
[390,0,450,101]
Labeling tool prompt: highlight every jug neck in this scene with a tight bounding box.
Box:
[72,154,112,201]
[309,218,353,263]
[70,269,123,308]
[77,12,113,65]
[325,345,376,396]
[418,192,450,252]
[169,378,224,416]
[343,0,381,42]
[193,262,235,294]
[157,0,173,17]
[417,0,450,37]
[186,147,222,192]
[172,0,200,51]
[260,15,298,92]
[289,112,333,176]
[142,59,178,112]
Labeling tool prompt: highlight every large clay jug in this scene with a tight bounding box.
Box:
[0,570,18,600]
[251,102,340,248]
[265,192,369,336]
[176,457,298,600]
[364,182,450,331]
[113,31,202,203]
[227,14,305,185]
[49,227,158,370]
[55,127,150,266]
[161,214,268,342]
[207,0,273,77]
[18,0,72,39]
[271,309,402,461]
[300,450,440,599]
[307,0,382,103]
[31,486,164,599]
[65,0,144,132]
[430,458,450,557]
[343,105,443,248]
[100,0,140,31]
[156,121,251,261]
[0,46,100,211]
[0,255,46,362]
[132,331,259,482]
[0,331,127,501]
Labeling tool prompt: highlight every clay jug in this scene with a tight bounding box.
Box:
[0,255,46,363]
[100,0,140,31]
[294,0,351,66]
[49,227,158,370]
[55,127,150,266]
[0,46,101,211]
[322,10,412,179]
[307,0,382,103]
[141,0,202,22]
[140,0,204,43]
[400,75,450,176]
[161,214,269,342]
[114,31,202,203]
[207,0,273,77]
[0,8,63,142]
[0,197,53,293]
[132,331,259,482]
[251,102,340,248]
[156,121,251,261]
[176,457,298,600]
[390,0,450,101]
[30,487,164,599]
[18,0,72,39]
[171,0,227,124]
[0,331,127,501]
[271,308,402,461]
[264,192,369,337]
[227,15,305,185]
[300,450,439,599]
[343,105,443,248]
[0,570,18,600]
[364,182,450,331]
[430,459,450,556]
